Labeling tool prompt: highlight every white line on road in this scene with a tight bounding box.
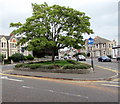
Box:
[108,82,119,84]
[22,86,33,89]
[101,84,120,88]
[48,90,88,99]
[21,85,88,99]
[1,76,23,82]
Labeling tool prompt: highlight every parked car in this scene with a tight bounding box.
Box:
[76,55,86,61]
[55,56,59,59]
[98,56,111,62]
[64,56,69,60]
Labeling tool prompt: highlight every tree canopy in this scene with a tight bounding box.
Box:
[10,2,93,61]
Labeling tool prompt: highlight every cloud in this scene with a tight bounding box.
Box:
[0,0,118,43]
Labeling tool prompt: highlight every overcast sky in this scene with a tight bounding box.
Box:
[0,0,119,43]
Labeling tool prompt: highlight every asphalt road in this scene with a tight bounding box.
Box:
[0,59,119,102]
[1,74,119,102]
[83,59,118,71]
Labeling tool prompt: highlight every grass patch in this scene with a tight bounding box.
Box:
[15,60,91,70]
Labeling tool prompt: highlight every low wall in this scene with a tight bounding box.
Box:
[14,67,93,74]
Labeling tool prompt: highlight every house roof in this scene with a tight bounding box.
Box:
[85,36,111,44]
[0,34,15,40]
[94,36,111,44]
[4,36,11,40]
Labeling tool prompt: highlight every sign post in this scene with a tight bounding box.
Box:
[21,47,25,63]
[88,37,94,71]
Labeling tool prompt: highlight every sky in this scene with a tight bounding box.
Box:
[0,0,119,43]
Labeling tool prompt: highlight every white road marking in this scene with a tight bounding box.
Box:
[22,86,33,89]
[101,84,120,88]
[48,90,88,99]
[1,76,23,82]
[108,82,119,84]
[21,85,88,99]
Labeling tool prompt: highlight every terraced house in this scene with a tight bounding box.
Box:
[85,36,117,58]
[0,34,32,59]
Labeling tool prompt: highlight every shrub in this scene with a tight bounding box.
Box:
[4,60,11,64]
[0,53,3,62]
[40,65,54,69]
[11,53,24,62]
[26,54,34,60]
[23,56,28,61]
[15,64,24,68]
[29,64,42,69]
[63,64,91,69]
[63,65,76,69]
[67,59,78,64]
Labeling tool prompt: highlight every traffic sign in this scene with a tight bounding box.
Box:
[88,37,94,45]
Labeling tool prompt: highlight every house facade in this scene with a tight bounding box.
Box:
[112,45,120,58]
[0,34,32,59]
[58,36,117,58]
[85,36,116,58]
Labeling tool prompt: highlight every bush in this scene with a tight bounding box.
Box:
[26,54,34,60]
[4,60,11,64]
[24,56,28,61]
[0,53,3,62]
[11,53,24,62]
[15,64,24,68]
[29,64,42,69]
[63,64,91,69]
[15,60,91,70]
[67,59,79,64]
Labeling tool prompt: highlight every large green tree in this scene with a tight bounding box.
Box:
[10,2,93,62]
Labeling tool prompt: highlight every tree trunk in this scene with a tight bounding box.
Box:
[52,49,55,62]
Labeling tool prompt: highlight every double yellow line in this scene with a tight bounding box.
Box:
[95,65,119,73]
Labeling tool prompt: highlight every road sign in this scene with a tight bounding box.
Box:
[88,37,94,45]
[88,37,94,71]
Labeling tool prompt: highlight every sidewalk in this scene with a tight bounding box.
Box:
[4,66,117,81]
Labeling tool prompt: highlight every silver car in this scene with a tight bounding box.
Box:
[76,55,86,61]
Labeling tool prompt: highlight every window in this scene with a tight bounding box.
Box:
[104,51,106,55]
[2,42,3,48]
[96,44,98,48]
[103,44,105,48]
[11,43,16,48]
[1,42,6,48]
[4,43,6,47]
[111,44,113,47]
